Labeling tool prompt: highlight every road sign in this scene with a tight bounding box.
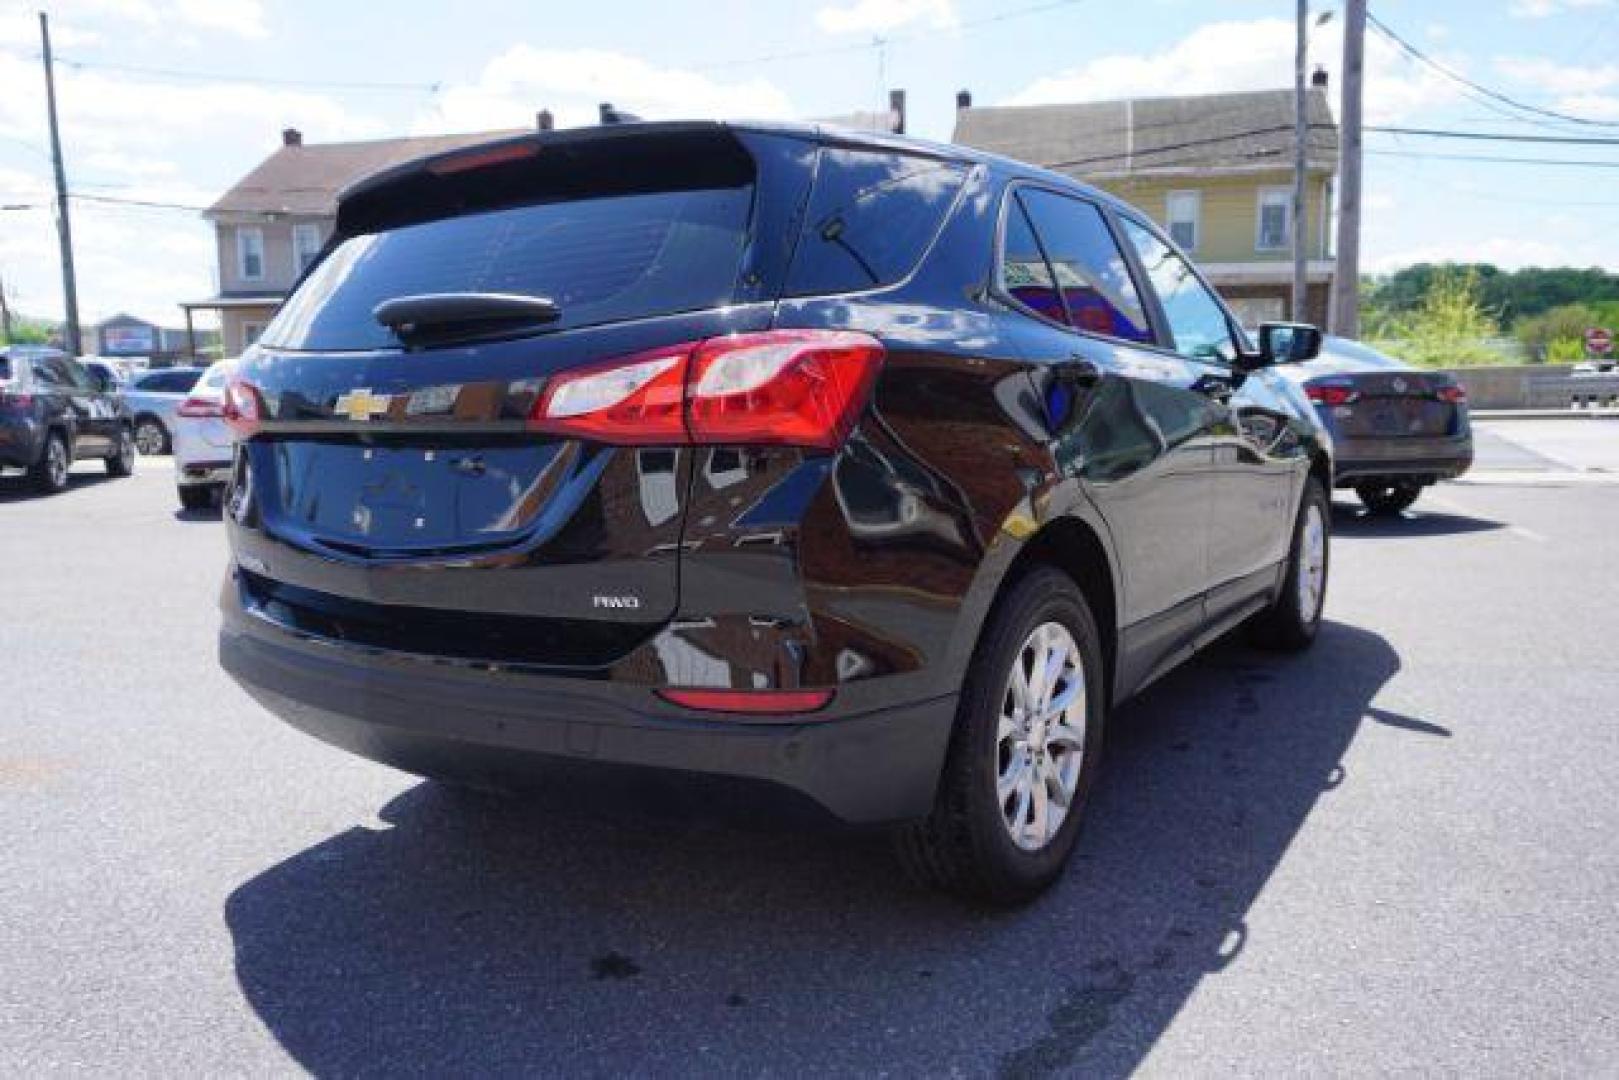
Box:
[1587,327,1614,356]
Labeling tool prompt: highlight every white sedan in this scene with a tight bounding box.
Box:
[173,358,236,511]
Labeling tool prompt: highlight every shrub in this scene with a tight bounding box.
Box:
[1375,267,1502,367]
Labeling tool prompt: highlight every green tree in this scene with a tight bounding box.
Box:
[1515,303,1599,362]
[1372,267,1502,368]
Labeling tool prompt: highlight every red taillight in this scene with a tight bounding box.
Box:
[176,396,223,419]
[687,330,884,449]
[528,330,885,449]
[656,688,834,715]
[1305,380,1357,406]
[531,344,690,445]
[1436,384,1467,404]
[0,390,33,408]
[221,377,263,437]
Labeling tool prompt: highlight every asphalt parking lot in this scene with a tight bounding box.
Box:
[4,419,1618,1077]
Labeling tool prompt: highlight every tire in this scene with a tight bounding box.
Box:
[29,431,70,494]
[133,417,169,456]
[1250,477,1330,652]
[105,427,135,477]
[177,484,213,511]
[895,566,1106,906]
[1356,481,1421,515]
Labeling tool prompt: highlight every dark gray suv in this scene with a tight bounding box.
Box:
[0,346,135,493]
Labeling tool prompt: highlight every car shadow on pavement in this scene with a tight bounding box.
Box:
[224,620,1403,1077]
[0,471,119,504]
[1330,501,1504,538]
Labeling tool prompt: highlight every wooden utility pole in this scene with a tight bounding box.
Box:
[40,12,81,356]
[0,271,14,342]
[1291,0,1309,323]
[1332,0,1366,338]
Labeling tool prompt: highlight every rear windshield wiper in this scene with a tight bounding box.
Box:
[373,292,561,345]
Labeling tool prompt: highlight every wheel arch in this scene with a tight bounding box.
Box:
[947,503,1124,708]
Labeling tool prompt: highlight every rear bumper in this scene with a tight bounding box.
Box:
[1332,439,1473,485]
[0,418,43,470]
[219,575,956,826]
[177,460,231,487]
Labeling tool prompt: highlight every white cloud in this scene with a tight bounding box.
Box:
[1366,236,1595,272]
[1508,0,1610,18]
[7,0,269,41]
[814,0,957,35]
[1004,18,1465,124]
[412,46,794,134]
[1551,93,1619,118]
[172,0,267,39]
[1494,55,1619,95]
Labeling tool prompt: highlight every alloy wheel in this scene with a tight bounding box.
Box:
[134,422,165,456]
[47,438,68,488]
[1297,503,1326,621]
[997,620,1086,852]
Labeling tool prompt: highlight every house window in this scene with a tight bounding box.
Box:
[237,227,265,281]
[241,321,265,350]
[1165,190,1200,252]
[1256,188,1292,252]
[293,223,322,273]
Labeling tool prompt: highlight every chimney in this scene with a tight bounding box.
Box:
[281,127,302,147]
[956,89,973,111]
[1311,66,1328,90]
[536,109,554,132]
[889,88,906,135]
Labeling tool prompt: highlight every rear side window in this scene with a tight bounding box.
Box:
[0,358,9,380]
[1012,189,1151,344]
[264,185,755,352]
[786,149,967,297]
[1001,199,1065,324]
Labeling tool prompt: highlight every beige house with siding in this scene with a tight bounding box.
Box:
[953,86,1339,327]
[183,126,522,355]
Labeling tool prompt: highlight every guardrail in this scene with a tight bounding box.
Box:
[1433,364,1619,411]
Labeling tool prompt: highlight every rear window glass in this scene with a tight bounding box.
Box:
[786,149,967,297]
[262,185,755,352]
[0,358,9,380]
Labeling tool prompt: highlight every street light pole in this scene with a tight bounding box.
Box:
[39,12,81,355]
[1291,0,1309,323]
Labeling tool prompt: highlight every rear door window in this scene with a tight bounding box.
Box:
[0,357,10,381]
[1000,197,1065,324]
[264,185,755,352]
[1011,188,1152,343]
[786,149,967,297]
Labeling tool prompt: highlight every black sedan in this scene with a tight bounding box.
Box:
[1279,336,1472,514]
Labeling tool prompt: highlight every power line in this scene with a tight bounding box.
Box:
[1368,124,1619,146]
[69,192,210,212]
[1364,147,1619,169]
[1367,9,1619,129]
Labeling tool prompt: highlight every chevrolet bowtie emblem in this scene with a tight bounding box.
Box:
[334,388,391,421]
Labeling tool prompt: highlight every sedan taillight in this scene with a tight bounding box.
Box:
[176,396,223,419]
[1305,379,1358,406]
[0,389,33,409]
[1436,384,1467,404]
[530,329,885,449]
[221,377,263,438]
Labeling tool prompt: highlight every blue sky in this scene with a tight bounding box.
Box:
[1,0,1617,328]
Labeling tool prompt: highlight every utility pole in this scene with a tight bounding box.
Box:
[1332,0,1366,338]
[39,12,81,356]
[1291,0,1309,323]
[0,270,14,342]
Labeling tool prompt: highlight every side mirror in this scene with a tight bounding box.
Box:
[1255,322,1323,366]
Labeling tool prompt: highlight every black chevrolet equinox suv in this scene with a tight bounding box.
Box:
[219,122,1332,903]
